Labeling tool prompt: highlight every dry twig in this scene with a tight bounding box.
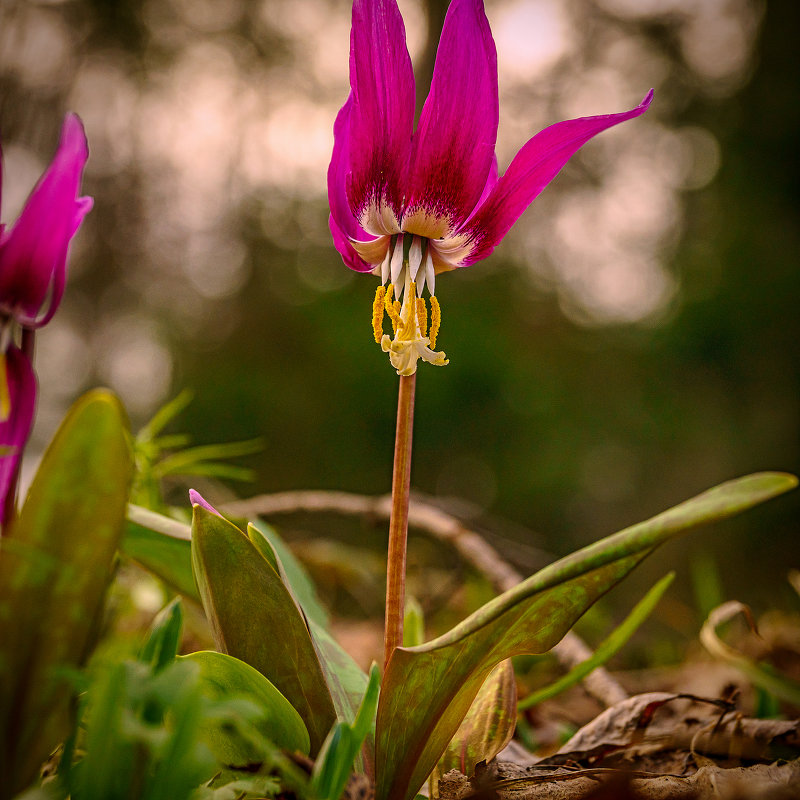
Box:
[222,490,628,708]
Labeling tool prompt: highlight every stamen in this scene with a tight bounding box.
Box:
[390,236,404,286]
[416,296,428,338]
[425,251,436,297]
[384,285,402,334]
[372,285,386,344]
[380,245,392,285]
[408,236,423,281]
[429,295,442,348]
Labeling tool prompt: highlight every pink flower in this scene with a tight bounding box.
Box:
[0,113,92,329]
[328,0,652,374]
[0,113,91,523]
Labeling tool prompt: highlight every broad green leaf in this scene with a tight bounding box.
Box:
[0,390,133,796]
[518,572,674,709]
[140,597,184,671]
[191,506,336,753]
[123,505,198,602]
[249,519,329,630]
[180,650,310,759]
[429,660,517,795]
[246,523,370,769]
[375,472,797,800]
[311,663,380,800]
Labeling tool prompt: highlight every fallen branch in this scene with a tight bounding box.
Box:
[221,490,628,708]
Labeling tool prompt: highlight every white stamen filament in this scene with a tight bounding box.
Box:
[424,251,435,297]
[408,236,423,282]
[390,236,405,286]
[380,246,392,285]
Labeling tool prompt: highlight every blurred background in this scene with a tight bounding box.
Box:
[1,0,798,648]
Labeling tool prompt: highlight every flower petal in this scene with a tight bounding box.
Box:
[461,90,654,265]
[0,346,36,525]
[347,0,415,234]
[328,94,375,272]
[404,0,498,235]
[329,214,375,272]
[0,113,92,327]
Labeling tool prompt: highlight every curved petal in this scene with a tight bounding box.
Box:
[0,345,36,525]
[347,0,415,234]
[329,94,360,240]
[460,90,654,265]
[0,113,91,326]
[329,214,375,272]
[404,0,498,236]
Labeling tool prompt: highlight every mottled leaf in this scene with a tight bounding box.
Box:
[430,660,517,794]
[375,472,797,800]
[518,572,674,709]
[191,505,336,753]
[246,523,370,771]
[0,390,133,795]
[249,519,329,630]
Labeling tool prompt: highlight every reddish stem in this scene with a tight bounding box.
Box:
[384,372,416,668]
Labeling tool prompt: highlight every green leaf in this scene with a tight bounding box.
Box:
[246,523,370,767]
[123,506,198,602]
[247,523,366,717]
[0,390,134,797]
[152,439,263,480]
[518,572,674,709]
[429,660,517,794]
[137,389,194,442]
[375,472,797,800]
[191,506,336,754]
[248,520,329,630]
[180,650,310,760]
[311,663,380,800]
[140,598,184,671]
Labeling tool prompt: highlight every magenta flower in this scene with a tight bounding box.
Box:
[0,113,92,329]
[328,0,652,375]
[0,113,91,524]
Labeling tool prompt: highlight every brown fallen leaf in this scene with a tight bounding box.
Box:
[438,759,800,800]
[547,692,799,765]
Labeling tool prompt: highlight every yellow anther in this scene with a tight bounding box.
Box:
[416,296,428,338]
[372,285,386,344]
[429,295,442,348]
[391,301,402,333]
[383,283,402,333]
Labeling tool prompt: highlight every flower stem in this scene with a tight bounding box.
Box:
[384,372,416,668]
